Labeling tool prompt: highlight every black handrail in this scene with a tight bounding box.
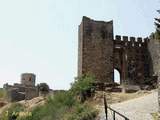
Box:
[104,95,129,120]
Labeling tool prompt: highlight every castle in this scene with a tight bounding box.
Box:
[78,16,159,91]
[4,73,39,102]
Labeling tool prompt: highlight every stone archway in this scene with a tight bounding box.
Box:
[114,68,121,84]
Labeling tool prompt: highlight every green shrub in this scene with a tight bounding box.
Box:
[38,83,50,92]
[70,74,95,102]
[63,104,97,120]
[19,92,76,120]
[70,74,95,96]
[47,91,76,108]
[154,10,160,41]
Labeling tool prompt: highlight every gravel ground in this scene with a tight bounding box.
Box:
[98,90,158,120]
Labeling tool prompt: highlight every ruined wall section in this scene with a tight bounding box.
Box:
[4,73,39,102]
[78,16,114,83]
[148,39,160,111]
[148,39,160,76]
[25,87,39,100]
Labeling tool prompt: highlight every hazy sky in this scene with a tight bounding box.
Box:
[0,0,159,90]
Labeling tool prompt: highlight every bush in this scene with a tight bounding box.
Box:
[63,104,97,120]
[154,10,160,41]
[38,83,49,92]
[70,74,95,102]
[71,74,95,94]
[18,91,76,120]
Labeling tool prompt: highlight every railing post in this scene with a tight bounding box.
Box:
[113,111,115,120]
[104,95,108,120]
[104,94,129,120]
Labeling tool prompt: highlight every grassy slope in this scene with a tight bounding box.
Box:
[0,91,98,120]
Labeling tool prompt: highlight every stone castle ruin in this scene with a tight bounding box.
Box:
[78,16,158,91]
[4,73,39,102]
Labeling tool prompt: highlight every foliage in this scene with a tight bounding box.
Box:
[17,92,97,120]
[38,83,50,92]
[63,104,97,120]
[0,103,25,120]
[155,10,160,40]
[151,112,159,120]
[70,74,95,96]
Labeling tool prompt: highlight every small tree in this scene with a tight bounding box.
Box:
[70,74,95,102]
[38,83,50,96]
[155,10,160,40]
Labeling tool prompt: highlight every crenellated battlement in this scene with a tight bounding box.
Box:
[114,35,150,48]
[114,35,149,43]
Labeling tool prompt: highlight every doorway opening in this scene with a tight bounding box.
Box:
[114,69,121,84]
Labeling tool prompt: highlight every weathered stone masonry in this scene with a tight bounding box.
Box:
[148,37,160,112]
[78,16,114,84]
[78,16,156,88]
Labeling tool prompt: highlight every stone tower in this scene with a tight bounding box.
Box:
[21,73,36,86]
[78,16,114,83]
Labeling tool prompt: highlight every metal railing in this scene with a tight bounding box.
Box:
[104,95,129,120]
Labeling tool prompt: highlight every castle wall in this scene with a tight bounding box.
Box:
[78,16,153,87]
[148,38,160,111]
[25,87,39,100]
[78,20,83,76]
[114,36,150,85]
[7,88,25,102]
[5,86,39,102]
[148,39,160,76]
[78,16,114,83]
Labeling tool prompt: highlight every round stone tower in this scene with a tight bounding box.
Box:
[21,73,36,86]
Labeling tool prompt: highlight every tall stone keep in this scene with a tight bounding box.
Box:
[78,16,114,83]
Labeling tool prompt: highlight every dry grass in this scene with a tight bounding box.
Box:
[93,90,151,106]
[107,90,151,104]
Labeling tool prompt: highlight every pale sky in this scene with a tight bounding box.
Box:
[0,0,159,90]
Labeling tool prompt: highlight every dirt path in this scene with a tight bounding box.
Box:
[98,90,158,120]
